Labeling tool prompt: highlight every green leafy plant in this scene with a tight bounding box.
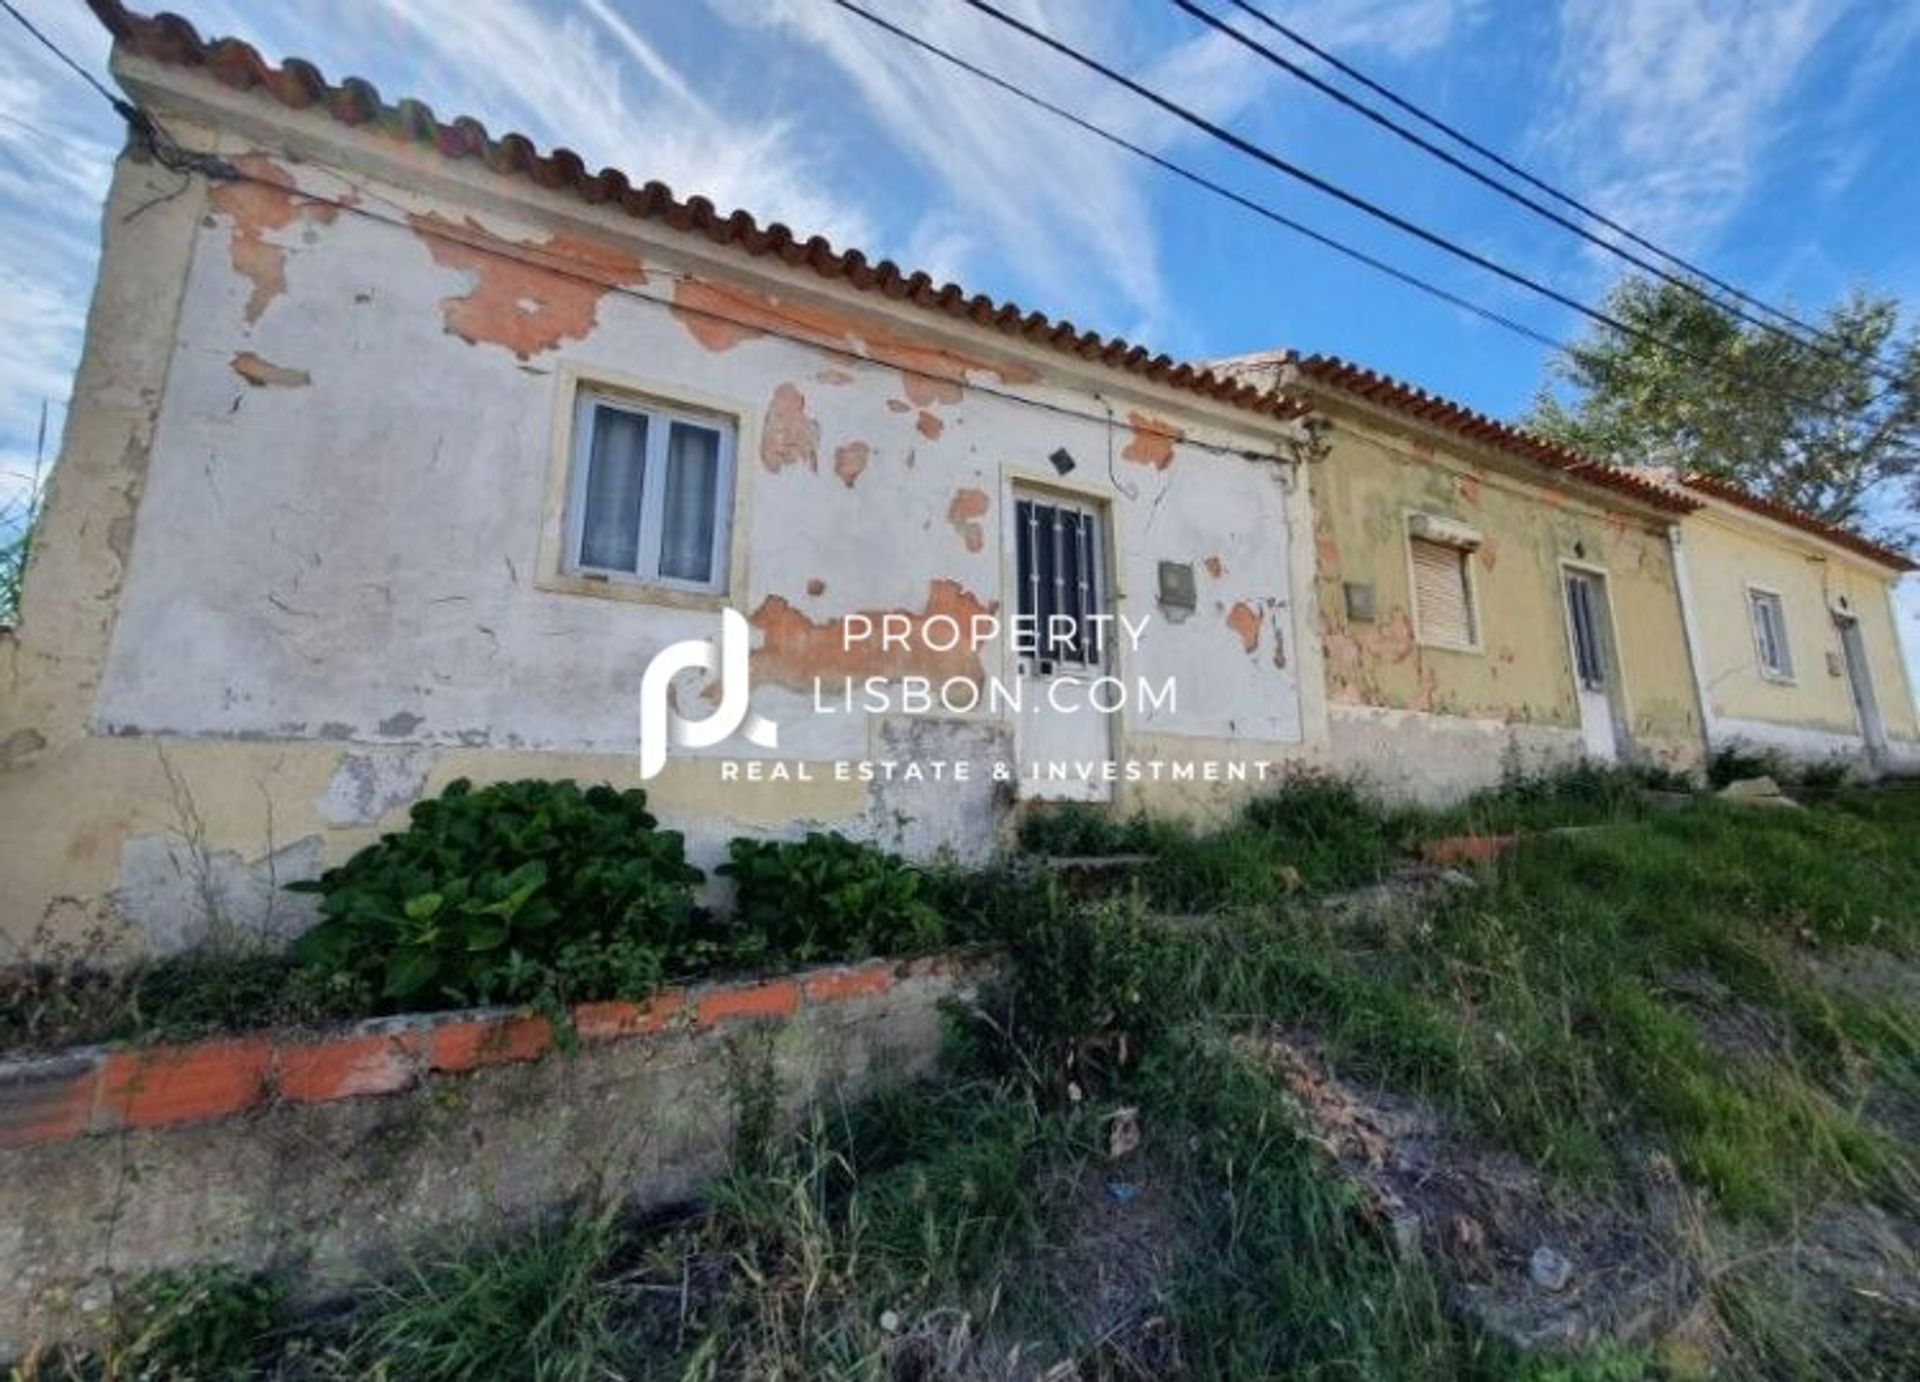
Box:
[1015,805,1158,856]
[719,831,945,967]
[112,1265,285,1380]
[291,779,702,1011]
[1708,741,1785,789]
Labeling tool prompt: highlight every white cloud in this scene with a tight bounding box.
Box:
[714,0,1180,335]
[1261,0,1486,63]
[720,0,1480,343]
[0,1,120,480]
[1539,0,1848,253]
[181,0,873,251]
[1899,576,1920,722]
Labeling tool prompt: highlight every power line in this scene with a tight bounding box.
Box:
[11,0,1894,468]
[951,0,1905,429]
[1170,0,1905,387]
[1209,0,1864,361]
[828,0,1570,356]
[0,0,137,121]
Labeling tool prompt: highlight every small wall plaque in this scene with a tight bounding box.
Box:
[1344,581,1376,622]
[1157,560,1197,613]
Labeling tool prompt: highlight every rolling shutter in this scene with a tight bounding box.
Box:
[1411,537,1475,647]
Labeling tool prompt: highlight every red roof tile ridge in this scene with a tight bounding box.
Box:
[82,1,1315,432]
[1213,348,1700,516]
[1679,472,1916,571]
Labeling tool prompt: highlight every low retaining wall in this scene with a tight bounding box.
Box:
[0,951,995,1359]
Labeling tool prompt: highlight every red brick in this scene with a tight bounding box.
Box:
[424,1015,552,1074]
[97,1038,273,1132]
[276,1033,418,1103]
[573,991,684,1042]
[0,1054,101,1149]
[696,979,799,1028]
[1420,834,1520,867]
[803,965,893,1004]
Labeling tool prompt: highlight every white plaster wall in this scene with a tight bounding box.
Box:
[93,154,1305,806]
[1328,705,1589,804]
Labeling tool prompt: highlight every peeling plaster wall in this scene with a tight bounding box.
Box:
[1308,401,1704,798]
[0,77,1317,950]
[1679,508,1919,766]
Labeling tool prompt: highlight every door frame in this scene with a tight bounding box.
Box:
[1557,557,1633,758]
[998,465,1125,798]
[1832,611,1889,765]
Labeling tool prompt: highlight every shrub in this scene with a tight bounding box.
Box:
[718,831,944,966]
[1015,805,1157,856]
[1708,741,1784,788]
[1241,773,1406,889]
[113,1265,285,1380]
[1003,894,1167,1083]
[291,779,703,1011]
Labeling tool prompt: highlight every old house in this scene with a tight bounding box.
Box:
[1217,352,1710,798]
[0,4,1327,952]
[1668,474,1919,773]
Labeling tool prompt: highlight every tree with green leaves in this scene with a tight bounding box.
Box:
[1527,275,1920,550]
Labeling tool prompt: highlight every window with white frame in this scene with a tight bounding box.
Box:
[1748,588,1793,680]
[565,390,735,593]
[1409,535,1477,649]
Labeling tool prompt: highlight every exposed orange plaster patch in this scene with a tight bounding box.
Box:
[1321,610,1417,707]
[1121,410,1183,469]
[1316,536,1342,570]
[230,352,310,388]
[208,154,346,325]
[916,411,945,440]
[1203,555,1224,579]
[761,384,819,472]
[1227,601,1262,653]
[902,372,964,408]
[806,578,826,597]
[817,368,856,386]
[1541,487,1568,509]
[1455,473,1482,504]
[409,211,645,360]
[948,488,989,553]
[833,440,871,488]
[1476,539,1499,571]
[670,275,1040,386]
[748,580,998,691]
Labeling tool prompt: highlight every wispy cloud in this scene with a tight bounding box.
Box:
[1539,0,1848,254]
[184,0,874,248]
[718,0,1478,346]
[0,2,120,522]
[1264,0,1487,62]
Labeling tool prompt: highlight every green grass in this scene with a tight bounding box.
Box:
[23,773,1920,1379]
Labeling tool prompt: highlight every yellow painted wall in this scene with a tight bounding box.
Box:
[1683,509,1919,743]
[1310,399,1704,770]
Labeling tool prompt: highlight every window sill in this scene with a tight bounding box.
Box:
[536,571,731,613]
[1415,637,1484,656]
[1758,671,1797,687]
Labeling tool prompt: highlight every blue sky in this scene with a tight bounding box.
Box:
[3,0,1917,703]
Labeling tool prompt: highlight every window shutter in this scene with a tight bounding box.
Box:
[1411,537,1475,647]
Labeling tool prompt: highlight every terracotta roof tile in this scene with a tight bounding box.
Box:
[1679,473,1916,572]
[1214,350,1702,516]
[82,1,1312,433]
